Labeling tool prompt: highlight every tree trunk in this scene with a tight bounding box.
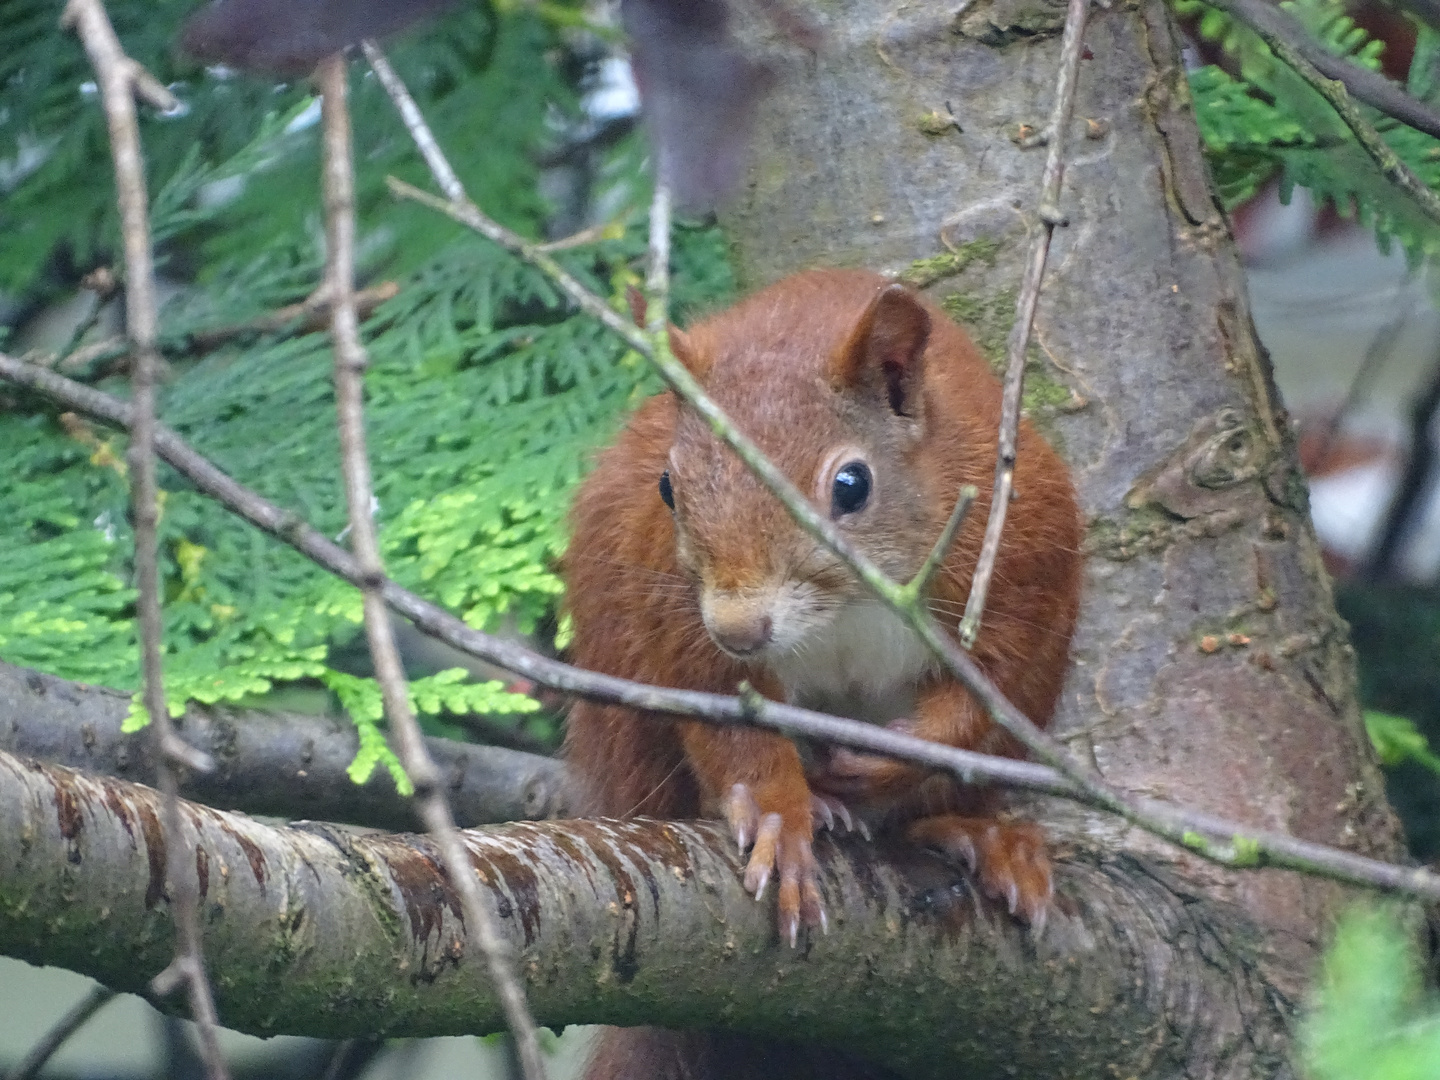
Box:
[721,0,1404,1072]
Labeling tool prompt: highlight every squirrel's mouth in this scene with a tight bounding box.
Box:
[700,582,828,660]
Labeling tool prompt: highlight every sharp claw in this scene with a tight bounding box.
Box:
[786,914,799,948]
[1006,882,1019,915]
[819,908,829,935]
[727,783,760,853]
[855,817,871,842]
[1031,903,1048,937]
[833,800,854,834]
[957,837,976,870]
[749,864,771,901]
[811,795,834,832]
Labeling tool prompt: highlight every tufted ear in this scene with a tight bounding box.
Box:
[829,283,931,417]
[626,284,711,379]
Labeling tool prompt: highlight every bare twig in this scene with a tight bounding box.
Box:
[645,180,673,339]
[6,351,1440,903]
[362,42,464,200]
[58,4,227,1077]
[536,222,615,253]
[4,985,117,1080]
[907,485,978,602]
[186,280,399,352]
[959,0,1089,648]
[313,55,546,1080]
[1204,0,1440,229]
[1205,0,1440,142]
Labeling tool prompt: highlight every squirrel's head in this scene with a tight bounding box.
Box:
[660,273,940,661]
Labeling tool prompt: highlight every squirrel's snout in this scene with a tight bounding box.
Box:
[702,593,775,657]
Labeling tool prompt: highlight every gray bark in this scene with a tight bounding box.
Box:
[0,661,568,829]
[0,749,1296,1079]
[720,0,1403,1073]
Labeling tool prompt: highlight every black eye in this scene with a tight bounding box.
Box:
[659,469,675,510]
[831,461,871,517]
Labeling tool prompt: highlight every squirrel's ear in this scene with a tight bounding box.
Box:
[667,324,711,380]
[830,283,931,417]
[626,284,711,380]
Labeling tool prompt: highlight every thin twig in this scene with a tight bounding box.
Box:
[959,0,1089,648]
[1205,0,1440,142]
[58,5,228,1078]
[6,350,1440,903]
[907,485,978,601]
[362,42,464,200]
[313,55,547,1080]
[186,280,399,352]
[4,985,117,1080]
[1204,0,1440,229]
[646,180,672,339]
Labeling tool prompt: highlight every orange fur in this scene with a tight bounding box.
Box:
[563,269,1082,1078]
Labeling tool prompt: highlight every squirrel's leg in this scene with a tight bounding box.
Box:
[680,720,825,945]
[808,677,1002,800]
[809,678,1052,926]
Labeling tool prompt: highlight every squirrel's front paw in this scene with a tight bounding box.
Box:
[907,815,1053,931]
[726,783,826,945]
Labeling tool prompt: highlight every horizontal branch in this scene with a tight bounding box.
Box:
[0,749,1253,1080]
[3,352,1438,903]
[0,661,568,830]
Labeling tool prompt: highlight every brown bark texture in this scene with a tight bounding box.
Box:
[0,749,1316,1079]
[718,0,1405,1072]
[0,661,568,829]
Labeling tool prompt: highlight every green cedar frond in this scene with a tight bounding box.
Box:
[1184,0,1440,259]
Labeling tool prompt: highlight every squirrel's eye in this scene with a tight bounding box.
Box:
[831,461,871,517]
[659,469,675,510]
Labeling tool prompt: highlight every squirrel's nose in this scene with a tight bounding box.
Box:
[703,595,774,656]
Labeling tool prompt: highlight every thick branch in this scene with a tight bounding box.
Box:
[0,662,568,829]
[1,352,1436,903]
[0,749,1281,1080]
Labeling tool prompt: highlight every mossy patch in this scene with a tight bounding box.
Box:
[1022,366,1074,414]
[941,286,1017,362]
[916,109,959,137]
[1084,507,1177,561]
[900,237,1002,288]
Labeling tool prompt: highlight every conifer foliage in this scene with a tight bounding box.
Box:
[0,0,733,784]
[1186,0,1440,258]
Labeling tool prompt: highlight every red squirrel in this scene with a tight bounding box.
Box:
[564,266,1081,947]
